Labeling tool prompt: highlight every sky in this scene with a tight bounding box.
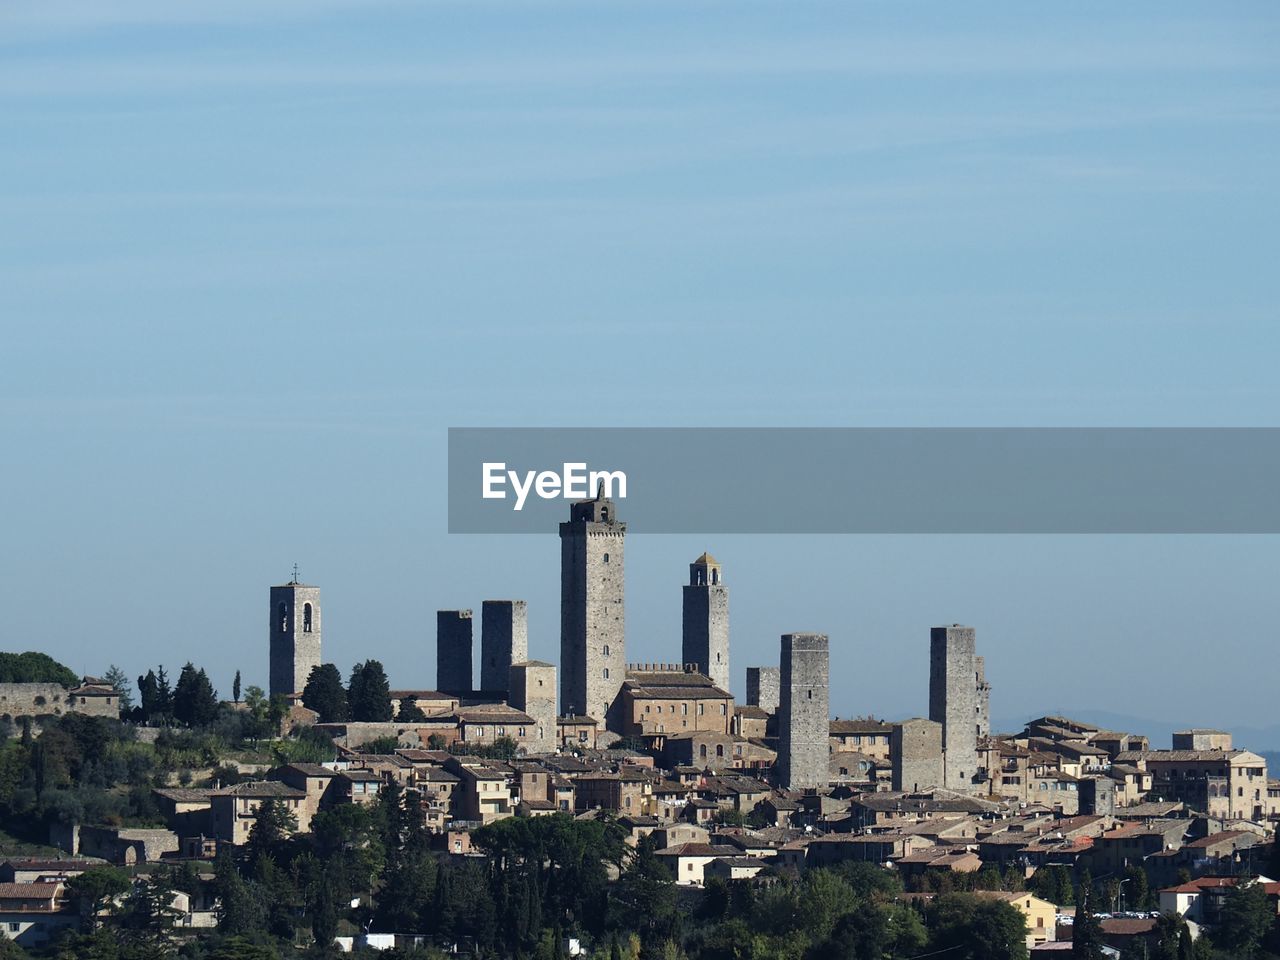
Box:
[2,2,1279,743]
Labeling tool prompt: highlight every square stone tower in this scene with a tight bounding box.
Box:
[746,666,780,715]
[891,718,944,792]
[436,609,473,693]
[481,600,528,694]
[776,633,829,790]
[559,487,625,728]
[509,660,557,754]
[929,625,979,793]
[269,579,322,698]
[682,553,730,692]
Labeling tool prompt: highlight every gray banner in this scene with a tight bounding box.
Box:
[447,428,1280,533]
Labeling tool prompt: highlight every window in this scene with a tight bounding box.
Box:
[720,704,727,715]
[278,602,288,632]
[603,553,610,563]
[807,690,812,700]
[303,602,313,632]
[698,703,705,715]
[682,703,688,715]
[716,745,724,758]
[700,745,708,759]
[603,668,610,680]
[603,644,610,656]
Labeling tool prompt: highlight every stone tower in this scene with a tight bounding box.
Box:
[682,553,730,692]
[891,718,944,792]
[776,633,829,790]
[481,600,528,694]
[509,660,557,754]
[436,609,473,693]
[269,577,321,699]
[559,485,626,728]
[746,666,780,715]
[929,625,979,793]
[975,655,991,742]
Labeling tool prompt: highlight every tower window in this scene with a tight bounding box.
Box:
[278,603,288,633]
[602,644,610,657]
[602,668,609,680]
[303,603,313,633]
[602,553,609,563]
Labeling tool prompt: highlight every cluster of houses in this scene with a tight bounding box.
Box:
[4,705,1279,954]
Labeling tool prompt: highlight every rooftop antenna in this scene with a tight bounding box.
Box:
[291,563,300,585]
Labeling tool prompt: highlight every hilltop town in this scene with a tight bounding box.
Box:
[1,491,1278,960]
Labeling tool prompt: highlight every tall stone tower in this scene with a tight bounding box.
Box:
[929,625,979,793]
[682,553,730,691]
[559,485,625,728]
[746,666,780,715]
[437,609,473,693]
[776,633,829,790]
[481,600,528,694]
[269,576,321,699]
[509,660,557,754]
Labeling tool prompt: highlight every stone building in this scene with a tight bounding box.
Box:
[559,487,626,728]
[619,665,733,742]
[1172,729,1232,751]
[0,678,120,728]
[480,600,528,694]
[892,718,944,792]
[508,660,557,754]
[268,578,322,699]
[745,666,780,715]
[929,625,980,793]
[776,633,829,790]
[436,609,473,693]
[682,553,729,692]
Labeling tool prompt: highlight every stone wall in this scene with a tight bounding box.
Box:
[508,660,557,754]
[891,718,944,792]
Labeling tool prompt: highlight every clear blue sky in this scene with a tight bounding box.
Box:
[2,2,1278,740]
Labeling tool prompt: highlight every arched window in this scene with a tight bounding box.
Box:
[602,553,610,563]
[303,603,313,633]
[603,668,609,680]
[699,744,708,759]
[715,744,724,758]
[603,644,610,657]
[278,603,288,632]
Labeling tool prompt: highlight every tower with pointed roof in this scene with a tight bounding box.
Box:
[683,552,730,692]
[559,482,626,729]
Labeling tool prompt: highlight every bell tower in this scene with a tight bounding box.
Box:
[269,567,322,699]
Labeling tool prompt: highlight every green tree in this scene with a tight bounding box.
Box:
[214,852,265,935]
[929,893,1030,960]
[611,834,678,947]
[101,665,133,715]
[302,663,350,723]
[1072,883,1105,960]
[65,865,130,927]
[248,797,299,863]
[397,699,428,722]
[232,670,241,704]
[0,651,79,686]
[1213,880,1272,958]
[173,662,219,727]
[347,660,393,722]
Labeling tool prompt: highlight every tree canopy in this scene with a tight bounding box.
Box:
[0,651,79,686]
